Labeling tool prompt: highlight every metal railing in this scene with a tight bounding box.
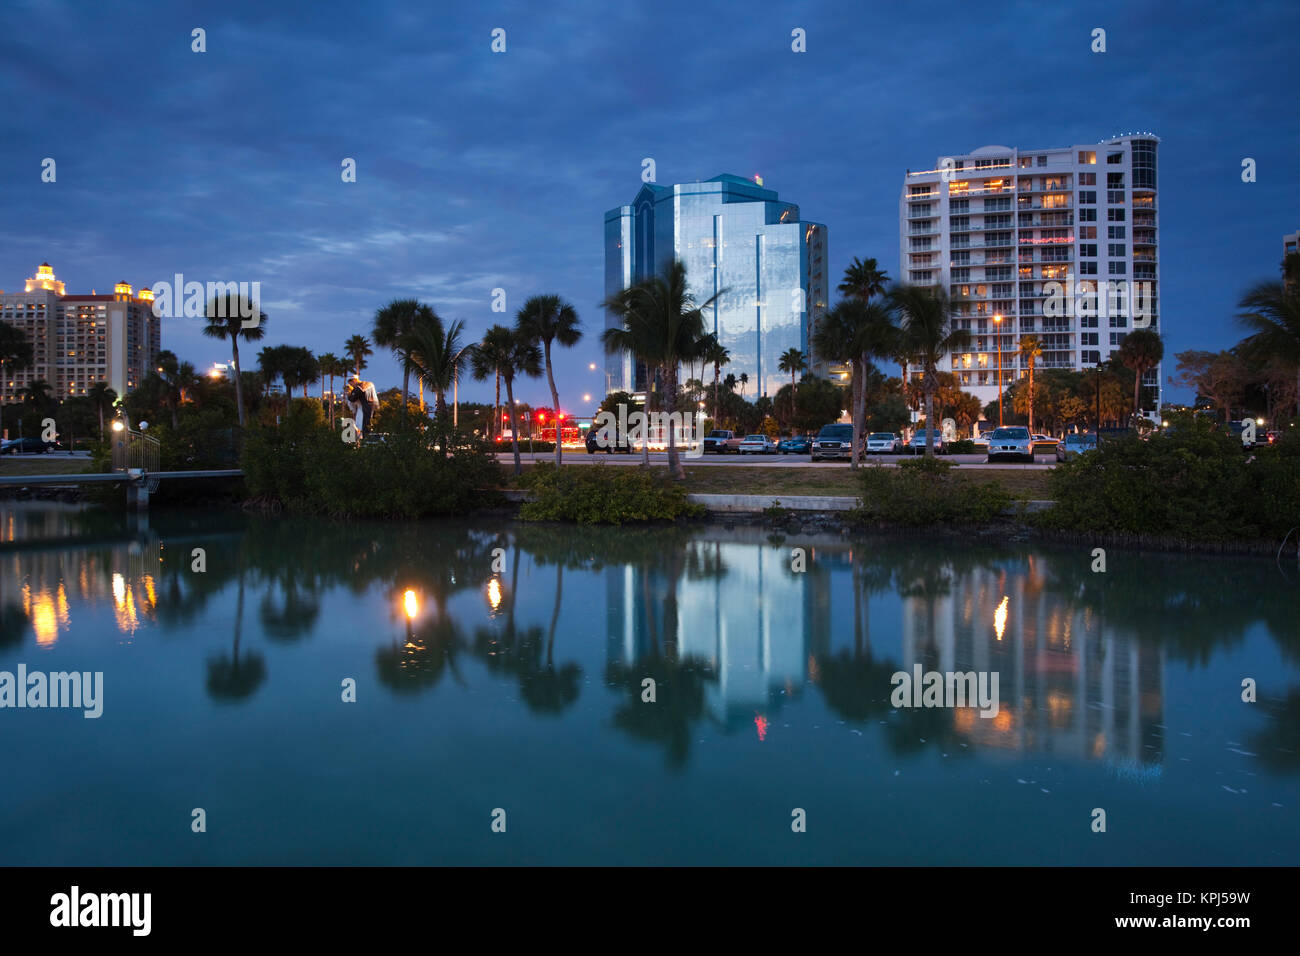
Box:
[110,428,160,473]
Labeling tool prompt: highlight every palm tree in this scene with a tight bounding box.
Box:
[602,259,721,479]
[814,299,896,467]
[1116,328,1164,423]
[891,285,970,457]
[0,321,34,440]
[405,309,465,420]
[702,334,730,421]
[87,381,116,439]
[778,347,805,405]
[202,294,267,427]
[282,347,318,399]
[739,371,749,398]
[1017,334,1043,433]
[471,325,541,476]
[373,299,422,410]
[344,334,372,377]
[316,352,343,424]
[257,345,289,405]
[156,350,198,428]
[516,294,582,465]
[839,256,891,303]
[19,378,53,408]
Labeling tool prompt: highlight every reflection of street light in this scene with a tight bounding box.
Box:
[403,589,419,620]
[486,577,502,613]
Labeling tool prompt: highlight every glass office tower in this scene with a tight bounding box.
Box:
[604,175,827,400]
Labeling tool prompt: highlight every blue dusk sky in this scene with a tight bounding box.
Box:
[1,0,1296,408]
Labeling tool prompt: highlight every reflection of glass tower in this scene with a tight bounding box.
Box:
[899,558,1164,765]
[604,175,828,399]
[605,539,812,729]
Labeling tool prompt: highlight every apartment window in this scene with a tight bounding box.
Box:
[952,250,970,264]
[985,197,1011,211]
[1078,151,1096,164]
[1107,208,1126,222]
[952,268,970,282]
[984,214,1012,228]
[1081,332,1099,346]
[1108,243,1126,257]
[1079,172,1096,185]
[1082,350,1101,365]
[911,237,932,250]
[911,253,933,266]
[1019,156,1032,168]
[1110,332,1128,345]
[1080,261,1098,275]
[1107,190,1126,204]
[950,199,969,213]
[1108,261,1127,275]
[950,216,970,230]
[1107,152,1124,164]
[911,270,933,283]
[1079,208,1097,221]
[1037,155,1048,166]
[1107,172,1125,188]
[987,266,1013,280]
[910,203,932,217]
[1108,226,1126,239]
[909,185,933,196]
[1080,191,1098,204]
[1080,244,1097,257]
[1080,226,1097,239]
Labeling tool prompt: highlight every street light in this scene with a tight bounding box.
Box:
[993,313,1004,427]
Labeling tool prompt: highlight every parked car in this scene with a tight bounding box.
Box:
[865,432,902,454]
[0,437,58,455]
[703,429,740,454]
[1030,434,1057,450]
[585,425,633,454]
[986,426,1034,462]
[738,434,776,455]
[778,435,811,455]
[1226,420,1269,449]
[1267,429,1283,445]
[811,423,855,462]
[1055,432,1098,461]
[906,429,945,455]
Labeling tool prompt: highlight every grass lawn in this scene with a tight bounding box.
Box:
[508,461,1054,501]
[0,457,94,477]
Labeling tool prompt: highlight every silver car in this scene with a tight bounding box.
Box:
[907,429,945,454]
[865,432,901,454]
[986,426,1033,462]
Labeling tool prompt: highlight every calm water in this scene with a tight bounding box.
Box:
[1,502,1297,865]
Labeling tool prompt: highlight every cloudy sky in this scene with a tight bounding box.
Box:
[2,0,1296,407]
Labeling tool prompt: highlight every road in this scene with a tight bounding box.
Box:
[495,449,1057,470]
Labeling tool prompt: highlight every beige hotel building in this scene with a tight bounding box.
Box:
[1,262,161,407]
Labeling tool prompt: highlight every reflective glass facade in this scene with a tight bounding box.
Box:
[605,175,827,399]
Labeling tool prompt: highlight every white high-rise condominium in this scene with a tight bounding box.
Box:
[899,135,1161,417]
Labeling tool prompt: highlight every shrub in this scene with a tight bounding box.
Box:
[242,414,502,518]
[518,463,704,524]
[946,439,976,454]
[855,456,1011,525]
[1037,415,1300,541]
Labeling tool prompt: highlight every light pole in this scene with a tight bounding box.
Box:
[993,313,1004,426]
[589,362,612,395]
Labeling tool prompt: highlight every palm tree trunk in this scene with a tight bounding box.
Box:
[1132,365,1141,422]
[494,371,501,441]
[231,339,245,427]
[666,364,684,480]
[402,366,410,414]
[505,377,522,477]
[544,340,563,466]
[852,351,868,468]
[924,375,936,458]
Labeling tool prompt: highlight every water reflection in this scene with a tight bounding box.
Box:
[1,503,1297,777]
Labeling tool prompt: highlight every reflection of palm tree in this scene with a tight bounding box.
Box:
[258,570,322,642]
[206,568,266,702]
[0,602,28,647]
[376,615,466,694]
[472,539,583,715]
